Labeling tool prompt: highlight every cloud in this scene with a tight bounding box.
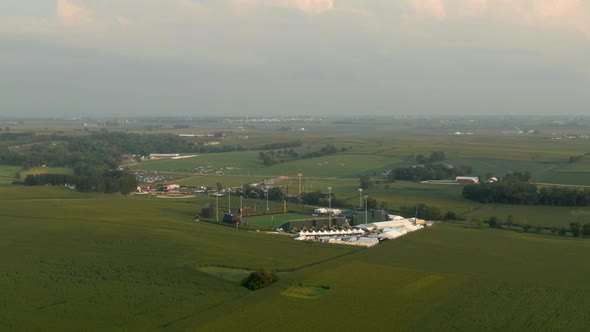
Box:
[280,0,334,15]
[408,0,447,21]
[56,0,96,26]
[403,0,590,37]
[116,16,131,28]
[522,0,590,36]
[232,0,334,15]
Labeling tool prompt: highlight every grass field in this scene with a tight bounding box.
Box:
[19,166,74,177]
[4,180,590,330]
[0,187,358,331]
[172,223,590,331]
[463,204,590,228]
[243,213,311,228]
[0,165,20,184]
[5,117,590,330]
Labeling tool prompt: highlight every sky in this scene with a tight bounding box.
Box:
[0,0,589,117]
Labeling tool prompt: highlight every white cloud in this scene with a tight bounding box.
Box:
[280,0,334,15]
[403,0,590,37]
[408,0,447,21]
[232,0,334,15]
[57,0,96,26]
[523,0,590,36]
[116,16,131,28]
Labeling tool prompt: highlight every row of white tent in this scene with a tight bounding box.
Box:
[298,229,364,237]
[313,208,342,215]
[379,225,424,240]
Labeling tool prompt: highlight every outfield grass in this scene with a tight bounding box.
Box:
[243,213,311,228]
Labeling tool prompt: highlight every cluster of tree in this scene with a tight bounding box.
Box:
[0,132,253,172]
[258,144,347,166]
[388,164,472,182]
[415,151,445,164]
[0,131,33,141]
[478,216,590,239]
[300,144,348,159]
[567,222,590,238]
[23,170,138,194]
[258,149,299,166]
[568,153,589,163]
[463,173,590,207]
[300,191,324,205]
[359,176,372,190]
[399,203,442,220]
[236,185,284,201]
[0,151,29,166]
[241,267,278,290]
[261,141,302,150]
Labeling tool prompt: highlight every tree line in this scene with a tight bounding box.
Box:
[387,164,472,182]
[258,144,347,166]
[23,170,138,194]
[463,172,590,207]
[478,215,590,239]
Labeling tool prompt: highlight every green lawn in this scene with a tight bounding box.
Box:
[0,165,20,184]
[20,166,74,177]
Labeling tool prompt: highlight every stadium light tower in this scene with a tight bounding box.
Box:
[364,195,368,224]
[358,188,363,209]
[328,186,332,228]
[228,187,231,213]
[298,173,302,196]
[238,195,243,230]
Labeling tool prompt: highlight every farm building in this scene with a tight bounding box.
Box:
[486,177,498,184]
[149,153,180,159]
[455,176,479,184]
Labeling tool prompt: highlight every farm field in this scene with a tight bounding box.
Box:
[129,152,262,174]
[5,187,590,330]
[3,117,590,330]
[172,223,590,331]
[132,152,405,178]
[20,166,74,177]
[0,187,358,331]
[0,165,20,184]
[463,204,590,228]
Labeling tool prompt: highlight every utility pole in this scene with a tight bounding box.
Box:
[328,186,332,229]
[365,195,368,224]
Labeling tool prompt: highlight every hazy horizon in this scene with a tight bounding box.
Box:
[1,1,590,117]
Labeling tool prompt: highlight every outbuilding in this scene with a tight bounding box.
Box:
[455,176,479,184]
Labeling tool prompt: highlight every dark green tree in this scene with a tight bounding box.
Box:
[360,176,372,190]
[241,267,278,291]
[570,222,581,237]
